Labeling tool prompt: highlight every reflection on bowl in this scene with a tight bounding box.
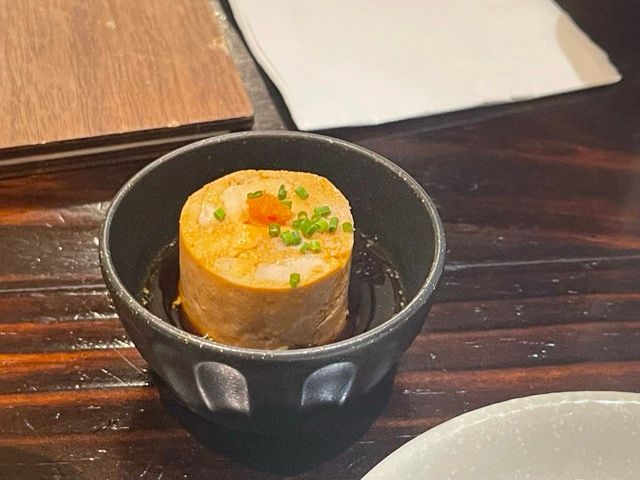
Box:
[99,131,445,431]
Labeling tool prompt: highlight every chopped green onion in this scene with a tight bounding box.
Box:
[280,230,293,245]
[342,222,354,233]
[328,217,339,232]
[289,272,300,288]
[294,186,309,199]
[299,219,313,235]
[297,211,308,220]
[280,200,293,209]
[277,184,287,200]
[314,205,331,217]
[315,218,329,233]
[290,230,302,245]
[310,213,321,222]
[300,242,311,253]
[247,190,263,199]
[292,219,303,229]
[268,223,280,237]
[300,219,320,237]
[281,230,302,246]
[309,240,321,253]
[214,207,226,221]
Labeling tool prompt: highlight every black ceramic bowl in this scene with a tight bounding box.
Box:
[100,131,445,431]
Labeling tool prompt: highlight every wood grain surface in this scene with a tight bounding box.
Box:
[0,0,252,170]
[0,0,639,478]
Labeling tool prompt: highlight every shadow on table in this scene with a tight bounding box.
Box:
[156,370,394,476]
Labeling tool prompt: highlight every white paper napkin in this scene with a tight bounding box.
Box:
[229,0,621,131]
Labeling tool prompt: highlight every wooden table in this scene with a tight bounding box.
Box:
[1,1,638,478]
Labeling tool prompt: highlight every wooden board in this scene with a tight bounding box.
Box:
[0,0,253,175]
[1,0,639,478]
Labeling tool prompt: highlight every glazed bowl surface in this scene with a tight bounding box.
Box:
[99,131,445,430]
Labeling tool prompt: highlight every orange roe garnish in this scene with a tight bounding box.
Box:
[247,193,293,225]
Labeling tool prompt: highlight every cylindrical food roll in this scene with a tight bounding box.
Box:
[178,170,354,349]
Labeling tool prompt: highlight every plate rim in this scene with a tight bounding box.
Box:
[362,390,640,479]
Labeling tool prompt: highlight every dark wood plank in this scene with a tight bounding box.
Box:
[0,227,102,289]
[429,292,640,331]
[0,320,128,354]
[437,257,640,302]
[0,0,639,478]
[0,349,146,394]
[0,159,145,215]
[0,287,115,325]
[406,321,640,370]
[394,361,640,425]
[0,361,638,479]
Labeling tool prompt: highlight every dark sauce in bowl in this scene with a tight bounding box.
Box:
[139,232,406,348]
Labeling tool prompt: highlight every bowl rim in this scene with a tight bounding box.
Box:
[100,130,446,361]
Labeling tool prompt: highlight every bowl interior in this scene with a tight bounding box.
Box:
[106,133,440,343]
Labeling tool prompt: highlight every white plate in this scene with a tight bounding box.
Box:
[363,391,640,480]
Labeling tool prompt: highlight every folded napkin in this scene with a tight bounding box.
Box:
[229,0,621,130]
